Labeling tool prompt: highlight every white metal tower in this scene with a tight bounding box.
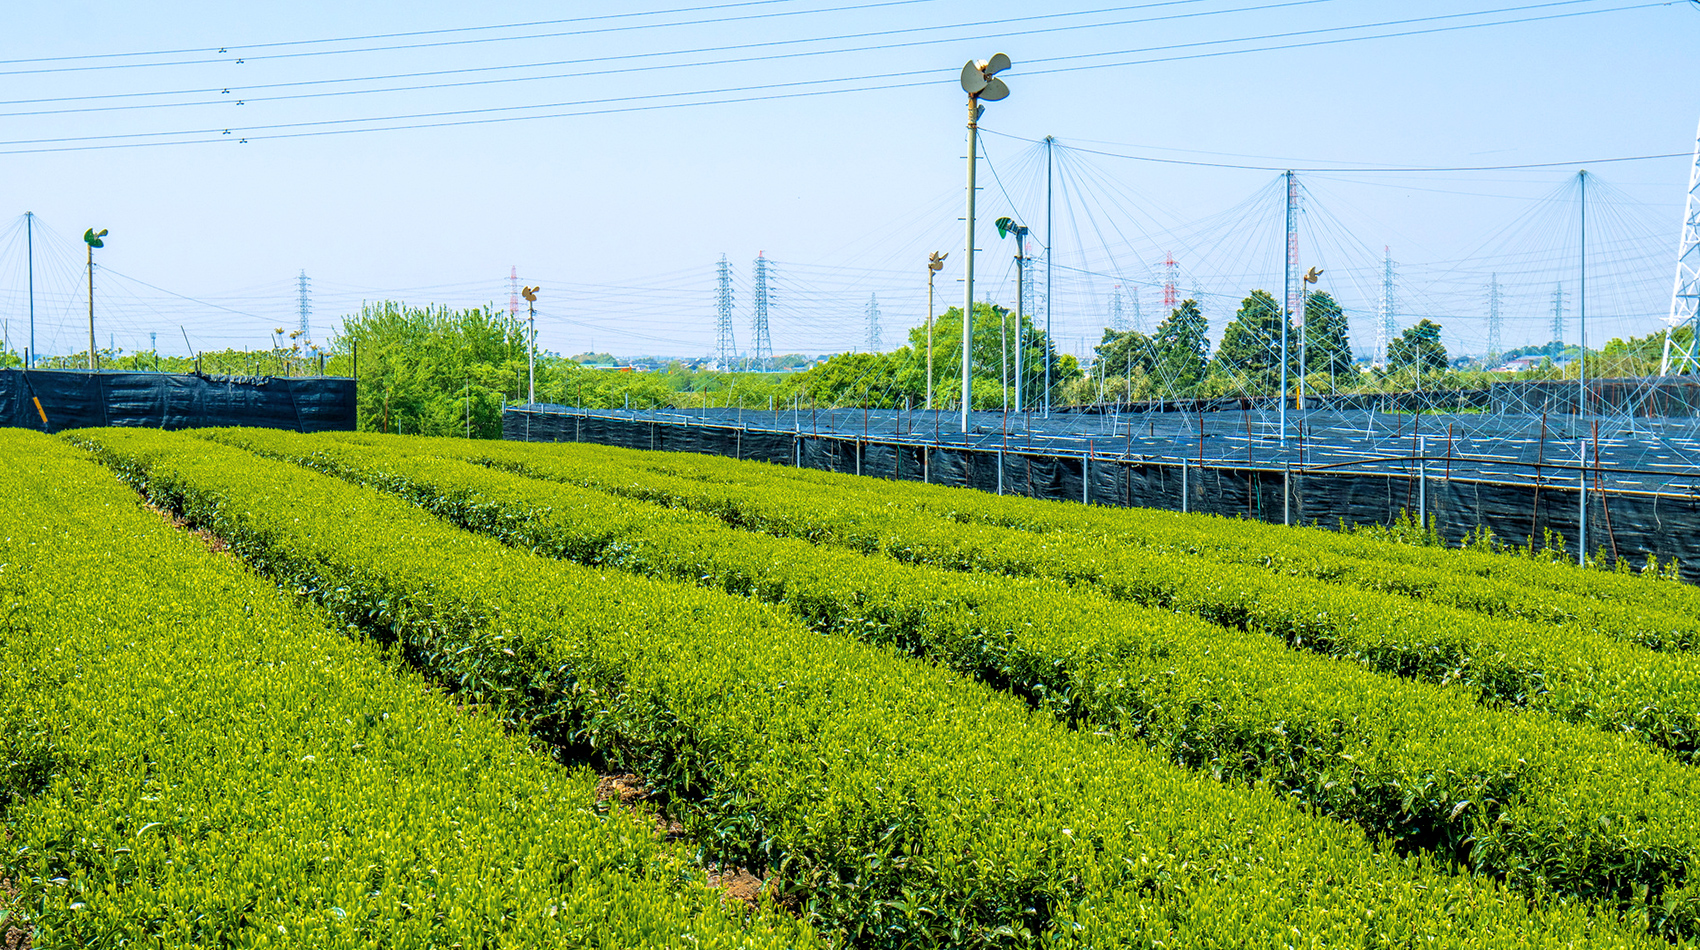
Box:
[1661,117,1700,375]
[1161,254,1179,312]
[1374,248,1396,368]
[715,255,737,370]
[865,292,882,352]
[751,253,773,371]
[296,270,311,339]
[1110,286,1125,332]
[1552,284,1567,351]
[1285,172,1302,335]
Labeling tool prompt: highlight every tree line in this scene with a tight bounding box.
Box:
[1088,290,1448,401]
[5,292,1684,438]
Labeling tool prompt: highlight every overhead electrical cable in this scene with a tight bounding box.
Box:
[0,0,952,75]
[0,0,1672,154]
[0,0,1350,117]
[0,0,1295,105]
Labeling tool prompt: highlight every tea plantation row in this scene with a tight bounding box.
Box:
[30,427,1667,948]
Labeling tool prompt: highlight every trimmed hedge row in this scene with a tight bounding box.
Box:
[67,427,1662,949]
[519,437,1700,650]
[0,430,810,950]
[636,439,1700,618]
[411,435,1700,765]
[200,427,1700,937]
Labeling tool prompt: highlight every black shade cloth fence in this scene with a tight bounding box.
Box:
[507,404,1700,572]
[0,369,355,433]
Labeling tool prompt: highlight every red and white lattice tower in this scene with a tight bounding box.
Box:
[1286,173,1303,329]
[1161,253,1179,313]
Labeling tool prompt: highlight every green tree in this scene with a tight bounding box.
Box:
[1214,290,1292,392]
[1387,319,1448,377]
[330,302,529,437]
[905,303,1078,410]
[1151,299,1211,394]
[1302,291,1353,379]
[789,351,903,408]
[1092,328,1155,385]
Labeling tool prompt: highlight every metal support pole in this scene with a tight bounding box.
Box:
[996,449,1003,495]
[1418,435,1426,529]
[1283,463,1290,526]
[1045,136,1053,417]
[1014,238,1024,414]
[1181,462,1188,514]
[87,243,96,371]
[1299,284,1307,411]
[927,266,935,411]
[25,212,34,369]
[1083,442,1090,505]
[1279,170,1293,443]
[961,101,979,434]
[1578,170,1588,423]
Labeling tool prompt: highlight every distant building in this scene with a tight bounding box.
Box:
[1492,357,1541,373]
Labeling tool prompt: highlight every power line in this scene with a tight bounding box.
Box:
[0,0,1670,154]
[0,0,948,75]
[0,0,1344,117]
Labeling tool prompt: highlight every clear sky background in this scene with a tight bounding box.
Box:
[1,0,1695,363]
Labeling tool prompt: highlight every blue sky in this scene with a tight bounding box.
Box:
[1,0,1695,362]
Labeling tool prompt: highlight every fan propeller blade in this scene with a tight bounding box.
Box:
[959,60,987,95]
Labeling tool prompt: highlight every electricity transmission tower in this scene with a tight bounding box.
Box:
[1375,248,1397,368]
[1130,285,1145,332]
[1284,171,1302,351]
[1486,273,1502,366]
[1662,116,1700,374]
[1552,284,1567,352]
[865,292,882,352]
[1161,253,1178,311]
[715,255,737,370]
[296,270,311,339]
[751,253,773,371]
[1110,286,1125,332]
